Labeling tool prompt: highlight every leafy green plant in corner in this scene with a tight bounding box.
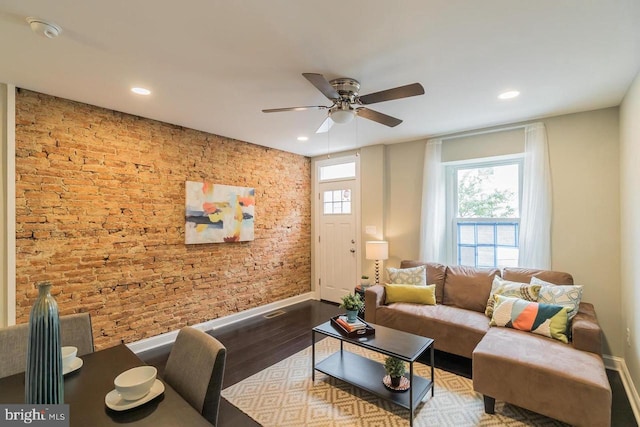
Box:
[340,293,364,311]
[384,356,406,378]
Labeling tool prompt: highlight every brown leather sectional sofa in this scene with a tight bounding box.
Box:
[364,260,612,427]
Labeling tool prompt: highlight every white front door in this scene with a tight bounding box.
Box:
[318,180,358,303]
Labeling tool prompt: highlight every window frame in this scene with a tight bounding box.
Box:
[445,156,524,267]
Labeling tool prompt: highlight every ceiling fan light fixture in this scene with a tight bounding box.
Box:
[329,108,355,124]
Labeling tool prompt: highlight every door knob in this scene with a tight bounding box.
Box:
[350,249,356,253]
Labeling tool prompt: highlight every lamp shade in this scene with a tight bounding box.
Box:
[365,241,389,260]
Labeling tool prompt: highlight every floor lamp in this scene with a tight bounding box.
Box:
[365,241,389,286]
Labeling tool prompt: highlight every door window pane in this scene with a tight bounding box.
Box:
[323,189,352,215]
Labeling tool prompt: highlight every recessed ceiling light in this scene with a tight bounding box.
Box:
[297,136,309,141]
[498,90,520,100]
[131,87,151,95]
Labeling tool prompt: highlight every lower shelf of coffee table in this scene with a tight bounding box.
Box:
[314,351,432,410]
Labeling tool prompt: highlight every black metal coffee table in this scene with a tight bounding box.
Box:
[312,320,434,426]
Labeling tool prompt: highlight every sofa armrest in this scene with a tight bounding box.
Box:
[571,302,603,355]
[364,285,385,324]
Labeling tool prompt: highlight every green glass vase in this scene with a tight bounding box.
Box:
[25,282,63,404]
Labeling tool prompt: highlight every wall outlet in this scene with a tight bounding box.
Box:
[627,327,631,347]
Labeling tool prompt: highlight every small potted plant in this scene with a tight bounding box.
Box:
[340,293,364,323]
[384,356,406,388]
[360,275,370,290]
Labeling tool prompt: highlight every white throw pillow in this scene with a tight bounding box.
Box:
[531,276,583,320]
[386,265,426,286]
[485,276,541,318]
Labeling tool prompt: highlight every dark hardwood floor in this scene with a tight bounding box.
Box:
[139,300,637,427]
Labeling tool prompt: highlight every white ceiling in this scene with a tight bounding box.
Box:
[1,1,639,157]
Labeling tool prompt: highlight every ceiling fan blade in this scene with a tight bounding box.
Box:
[262,105,328,113]
[358,83,425,105]
[356,107,403,127]
[303,73,340,100]
[315,117,334,134]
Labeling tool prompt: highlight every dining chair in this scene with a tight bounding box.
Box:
[0,313,94,378]
[164,326,227,426]
[60,313,94,356]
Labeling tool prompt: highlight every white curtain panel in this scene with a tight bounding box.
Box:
[419,139,446,263]
[519,122,552,269]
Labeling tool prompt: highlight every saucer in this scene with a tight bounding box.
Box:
[63,357,83,376]
[105,379,165,411]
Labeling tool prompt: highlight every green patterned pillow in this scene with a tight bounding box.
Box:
[490,295,570,343]
[386,265,426,286]
[485,276,541,318]
[531,277,583,320]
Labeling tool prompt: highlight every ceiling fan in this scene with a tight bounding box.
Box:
[262,73,425,133]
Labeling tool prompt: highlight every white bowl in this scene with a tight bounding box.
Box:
[61,346,77,368]
[114,366,157,401]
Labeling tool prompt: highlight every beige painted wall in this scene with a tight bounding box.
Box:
[544,108,621,355]
[0,83,16,328]
[0,84,7,327]
[370,107,622,356]
[620,70,640,393]
[441,128,524,163]
[360,146,385,280]
[385,139,426,270]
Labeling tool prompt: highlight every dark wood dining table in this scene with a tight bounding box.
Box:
[0,344,211,426]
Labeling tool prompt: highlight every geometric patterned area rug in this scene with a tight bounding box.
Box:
[222,337,568,426]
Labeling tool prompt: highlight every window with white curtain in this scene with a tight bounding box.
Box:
[420,122,550,269]
[445,158,523,268]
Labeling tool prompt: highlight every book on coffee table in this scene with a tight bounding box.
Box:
[336,316,366,331]
[330,315,375,337]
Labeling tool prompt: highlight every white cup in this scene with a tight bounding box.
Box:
[61,346,77,369]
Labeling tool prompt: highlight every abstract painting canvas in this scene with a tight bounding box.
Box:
[185,181,255,244]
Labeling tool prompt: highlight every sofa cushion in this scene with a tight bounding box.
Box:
[386,265,426,286]
[490,295,570,343]
[385,284,436,305]
[531,277,583,320]
[376,303,489,358]
[400,261,447,304]
[502,267,573,285]
[443,265,499,313]
[485,276,541,318]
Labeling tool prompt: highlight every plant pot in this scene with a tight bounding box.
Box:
[345,309,358,323]
[390,375,402,388]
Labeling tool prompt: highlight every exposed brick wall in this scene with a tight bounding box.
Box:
[14,89,311,349]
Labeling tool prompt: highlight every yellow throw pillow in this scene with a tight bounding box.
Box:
[385,284,436,305]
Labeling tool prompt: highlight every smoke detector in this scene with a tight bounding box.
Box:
[26,17,62,39]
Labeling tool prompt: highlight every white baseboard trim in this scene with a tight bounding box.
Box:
[604,354,640,424]
[126,292,317,354]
